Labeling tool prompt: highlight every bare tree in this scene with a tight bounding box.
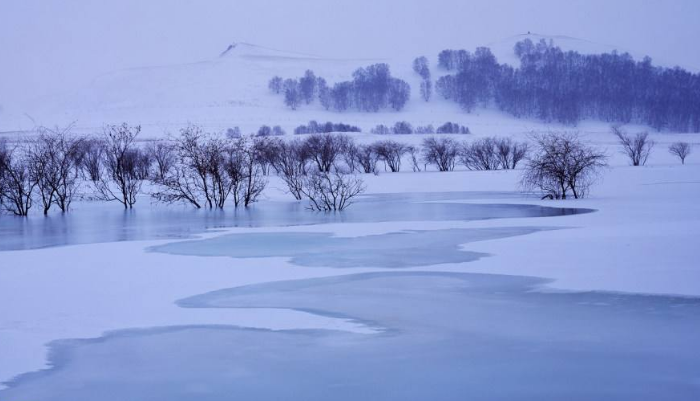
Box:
[522,132,608,199]
[422,137,458,171]
[27,126,85,214]
[271,139,308,200]
[147,140,176,180]
[152,125,233,209]
[79,138,104,182]
[612,126,655,166]
[342,141,360,173]
[93,123,143,209]
[0,141,36,216]
[235,137,267,207]
[300,170,365,212]
[460,138,500,170]
[495,137,528,169]
[131,148,152,180]
[373,140,407,172]
[0,138,8,194]
[268,76,283,94]
[252,136,280,176]
[303,133,348,173]
[354,144,378,174]
[668,142,691,164]
[407,145,422,172]
[420,80,432,102]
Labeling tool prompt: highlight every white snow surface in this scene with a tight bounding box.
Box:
[1,35,700,390]
[1,152,699,388]
[0,33,685,137]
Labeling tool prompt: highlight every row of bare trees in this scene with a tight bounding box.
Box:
[0,126,87,216]
[0,124,270,215]
[0,125,370,215]
[3,124,691,215]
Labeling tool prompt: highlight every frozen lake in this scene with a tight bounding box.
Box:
[0,192,584,251]
[2,192,698,400]
[3,272,699,401]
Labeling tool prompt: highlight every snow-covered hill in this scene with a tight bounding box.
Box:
[0,34,686,137]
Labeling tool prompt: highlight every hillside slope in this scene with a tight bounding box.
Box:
[0,34,686,137]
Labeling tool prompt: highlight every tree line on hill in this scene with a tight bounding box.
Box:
[266,39,700,132]
[436,39,700,132]
[269,64,411,112]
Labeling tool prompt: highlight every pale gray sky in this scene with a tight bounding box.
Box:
[1,0,699,105]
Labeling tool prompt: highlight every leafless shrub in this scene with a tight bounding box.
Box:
[459,137,500,170]
[415,124,435,134]
[79,138,104,182]
[152,125,232,209]
[371,124,391,135]
[93,123,143,209]
[342,142,360,173]
[354,144,379,174]
[495,137,529,169]
[422,137,458,172]
[373,140,407,172]
[522,132,608,199]
[227,137,267,207]
[27,126,85,214]
[130,148,152,180]
[0,141,36,216]
[303,133,349,173]
[253,136,281,175]
[668,142,691,164]
[271,139,308,200]
[300,170,365,211]
[147,140,176,180]
[612,126,654,166]
[407,145,422,172]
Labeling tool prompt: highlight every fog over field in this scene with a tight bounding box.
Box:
[1,1,699,400]
[2,0,700,106]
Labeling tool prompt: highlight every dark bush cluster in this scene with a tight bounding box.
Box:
[370,121,470,135]
[271,64,411,112]
[436,122,470,134]
[256,125,286,137]
[459,137,529,171]
[437,39,700,132]
[413,56,432,102]
[293,121,361,135]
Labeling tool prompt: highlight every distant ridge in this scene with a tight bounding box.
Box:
[219,42,320,59]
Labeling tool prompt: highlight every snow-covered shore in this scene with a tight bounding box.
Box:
[1,155,699,388]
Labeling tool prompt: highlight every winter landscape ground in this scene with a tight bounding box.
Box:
[1,1,700,400]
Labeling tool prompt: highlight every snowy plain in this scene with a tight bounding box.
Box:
[1,33,699,397]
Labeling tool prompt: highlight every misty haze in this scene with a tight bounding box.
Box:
[1,1,699,400]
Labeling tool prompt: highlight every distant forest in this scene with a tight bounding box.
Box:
[437,39,700,132]
[268,39,699,132]
[269,64,411,112]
